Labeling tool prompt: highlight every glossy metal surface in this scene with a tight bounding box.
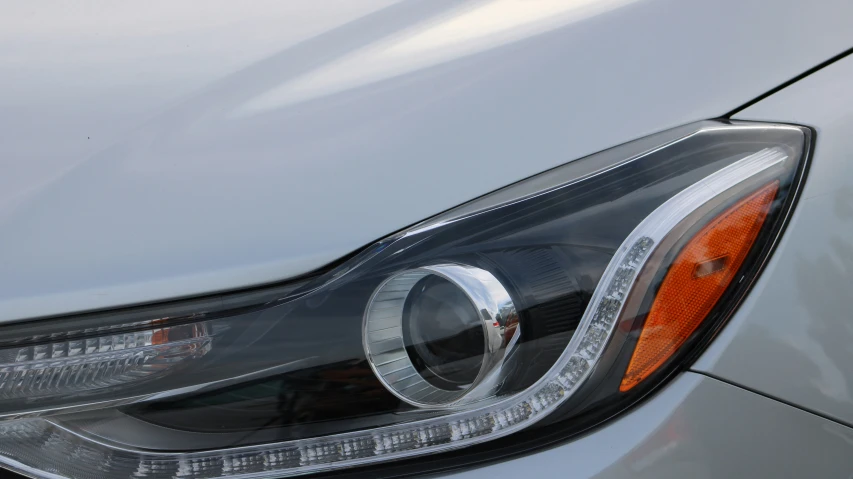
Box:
[693,52,853,426]
[447,373,853,479]
[363,264,519,407]
[2,0,853,323]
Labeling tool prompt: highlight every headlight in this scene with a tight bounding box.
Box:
[0,121,810,478]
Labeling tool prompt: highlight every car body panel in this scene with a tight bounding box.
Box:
[692,52,853,426]
[3,0,853,323]
[447,373,853,479]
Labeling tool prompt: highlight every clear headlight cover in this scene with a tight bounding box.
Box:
[0,121,810,479]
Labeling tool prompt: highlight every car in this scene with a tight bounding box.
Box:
[2,1,853,478]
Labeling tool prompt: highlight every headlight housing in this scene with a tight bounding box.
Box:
[0,121,810,478]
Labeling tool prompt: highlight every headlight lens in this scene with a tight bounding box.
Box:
[364,264,519,407]
[0,121,810,478]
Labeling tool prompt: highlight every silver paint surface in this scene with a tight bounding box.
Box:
[2,0,852,322]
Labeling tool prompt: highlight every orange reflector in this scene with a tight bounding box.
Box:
[620,181,779,391]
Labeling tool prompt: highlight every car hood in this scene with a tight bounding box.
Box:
[1,0,851,322]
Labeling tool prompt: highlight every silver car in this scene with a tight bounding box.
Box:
[2,1,853,478]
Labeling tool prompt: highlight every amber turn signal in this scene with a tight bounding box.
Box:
[620,181,779,391]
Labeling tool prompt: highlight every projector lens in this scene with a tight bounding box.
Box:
[363,264,519,407]
[404,275,485,388]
